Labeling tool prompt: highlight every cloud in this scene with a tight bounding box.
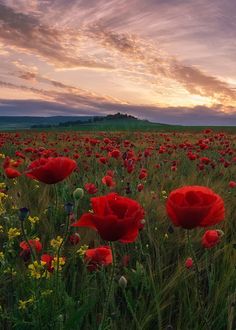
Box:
[87,24,236,105]
[0,3,113,69]
[0,99,105,116]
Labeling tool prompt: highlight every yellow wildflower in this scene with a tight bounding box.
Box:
[41,289,53,297]
[0,251,4,261]
[8,228,21,240]
[28,216,40,224]
[50,236,63,249]
[18,300,27,311]
[0,154,5,159]
[0,192,7,199]
[28,261,50,279]
[3,267,17,276]
[52,257,66,271]
[0,192,7,216]
[0,225,3,233]
[161,190,168,199]
[0,182,6,189]
[76,244,89,257]
[18,297,34,311]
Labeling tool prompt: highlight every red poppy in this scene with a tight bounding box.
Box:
[3,156,11,169]
[68,233,80,245]
[25,157,77,184]
[102,175,116,188]
[20,239,42,254]
[72,193,145,243]
[84,183,98,194]
[229,181,236,188]
[110,149,121,159]
[166,186,225,229]
[137,183,144,192]
[41,254,54,272]
[201,230,221,248]
[139,169,148,180]
[84,246,112,271]
[4,167,21,179]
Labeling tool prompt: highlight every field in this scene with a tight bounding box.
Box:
[0,128,235,330]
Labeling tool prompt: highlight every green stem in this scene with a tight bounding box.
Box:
[187,231,211,329]
[123,289,142,330]
[55,213,70,293]
[147,256,162,330]
[20,220,37,262]
[54,184,58,219]
[99,243,116,330]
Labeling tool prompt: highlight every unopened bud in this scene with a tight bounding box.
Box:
[216,229,224,237]
[64,202,73,215]
[73,188,84,200]
[19,207,29,221]
[118,276,127,289]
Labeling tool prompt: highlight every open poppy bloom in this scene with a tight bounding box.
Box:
[72,193,145,243]
[41,254,54,272]
[166,186,225,229]
[4,167,21,179]
[20,239,42,261]
[84,183,98,194]
[84,246,112,271]
[102,175,116,187]
[25,157,77,184]
[20,239,42,253]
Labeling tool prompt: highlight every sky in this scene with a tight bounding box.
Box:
[0,0,236,125]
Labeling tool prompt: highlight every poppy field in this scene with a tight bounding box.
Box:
[0,128,235,330]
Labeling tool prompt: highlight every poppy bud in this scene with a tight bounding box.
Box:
[119,276,128,289]
[216,229,224,237]
[185,257,193,269]
[19,207,29,221]
[64,202,74,215]
[168,225,174,234]
[73,188,84,200]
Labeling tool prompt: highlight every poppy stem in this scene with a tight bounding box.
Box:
[54,184,58,216]
[122,288,142,330]
[99,242,116,330]
[55,213,70,294]
[187,231,211,329]
[20,219,37,262]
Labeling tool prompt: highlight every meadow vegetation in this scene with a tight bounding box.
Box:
[0,128,235,330]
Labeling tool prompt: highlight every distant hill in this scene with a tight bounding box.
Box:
[45,112,169,130]
[0,113,170,131]
[0,116,92,130]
